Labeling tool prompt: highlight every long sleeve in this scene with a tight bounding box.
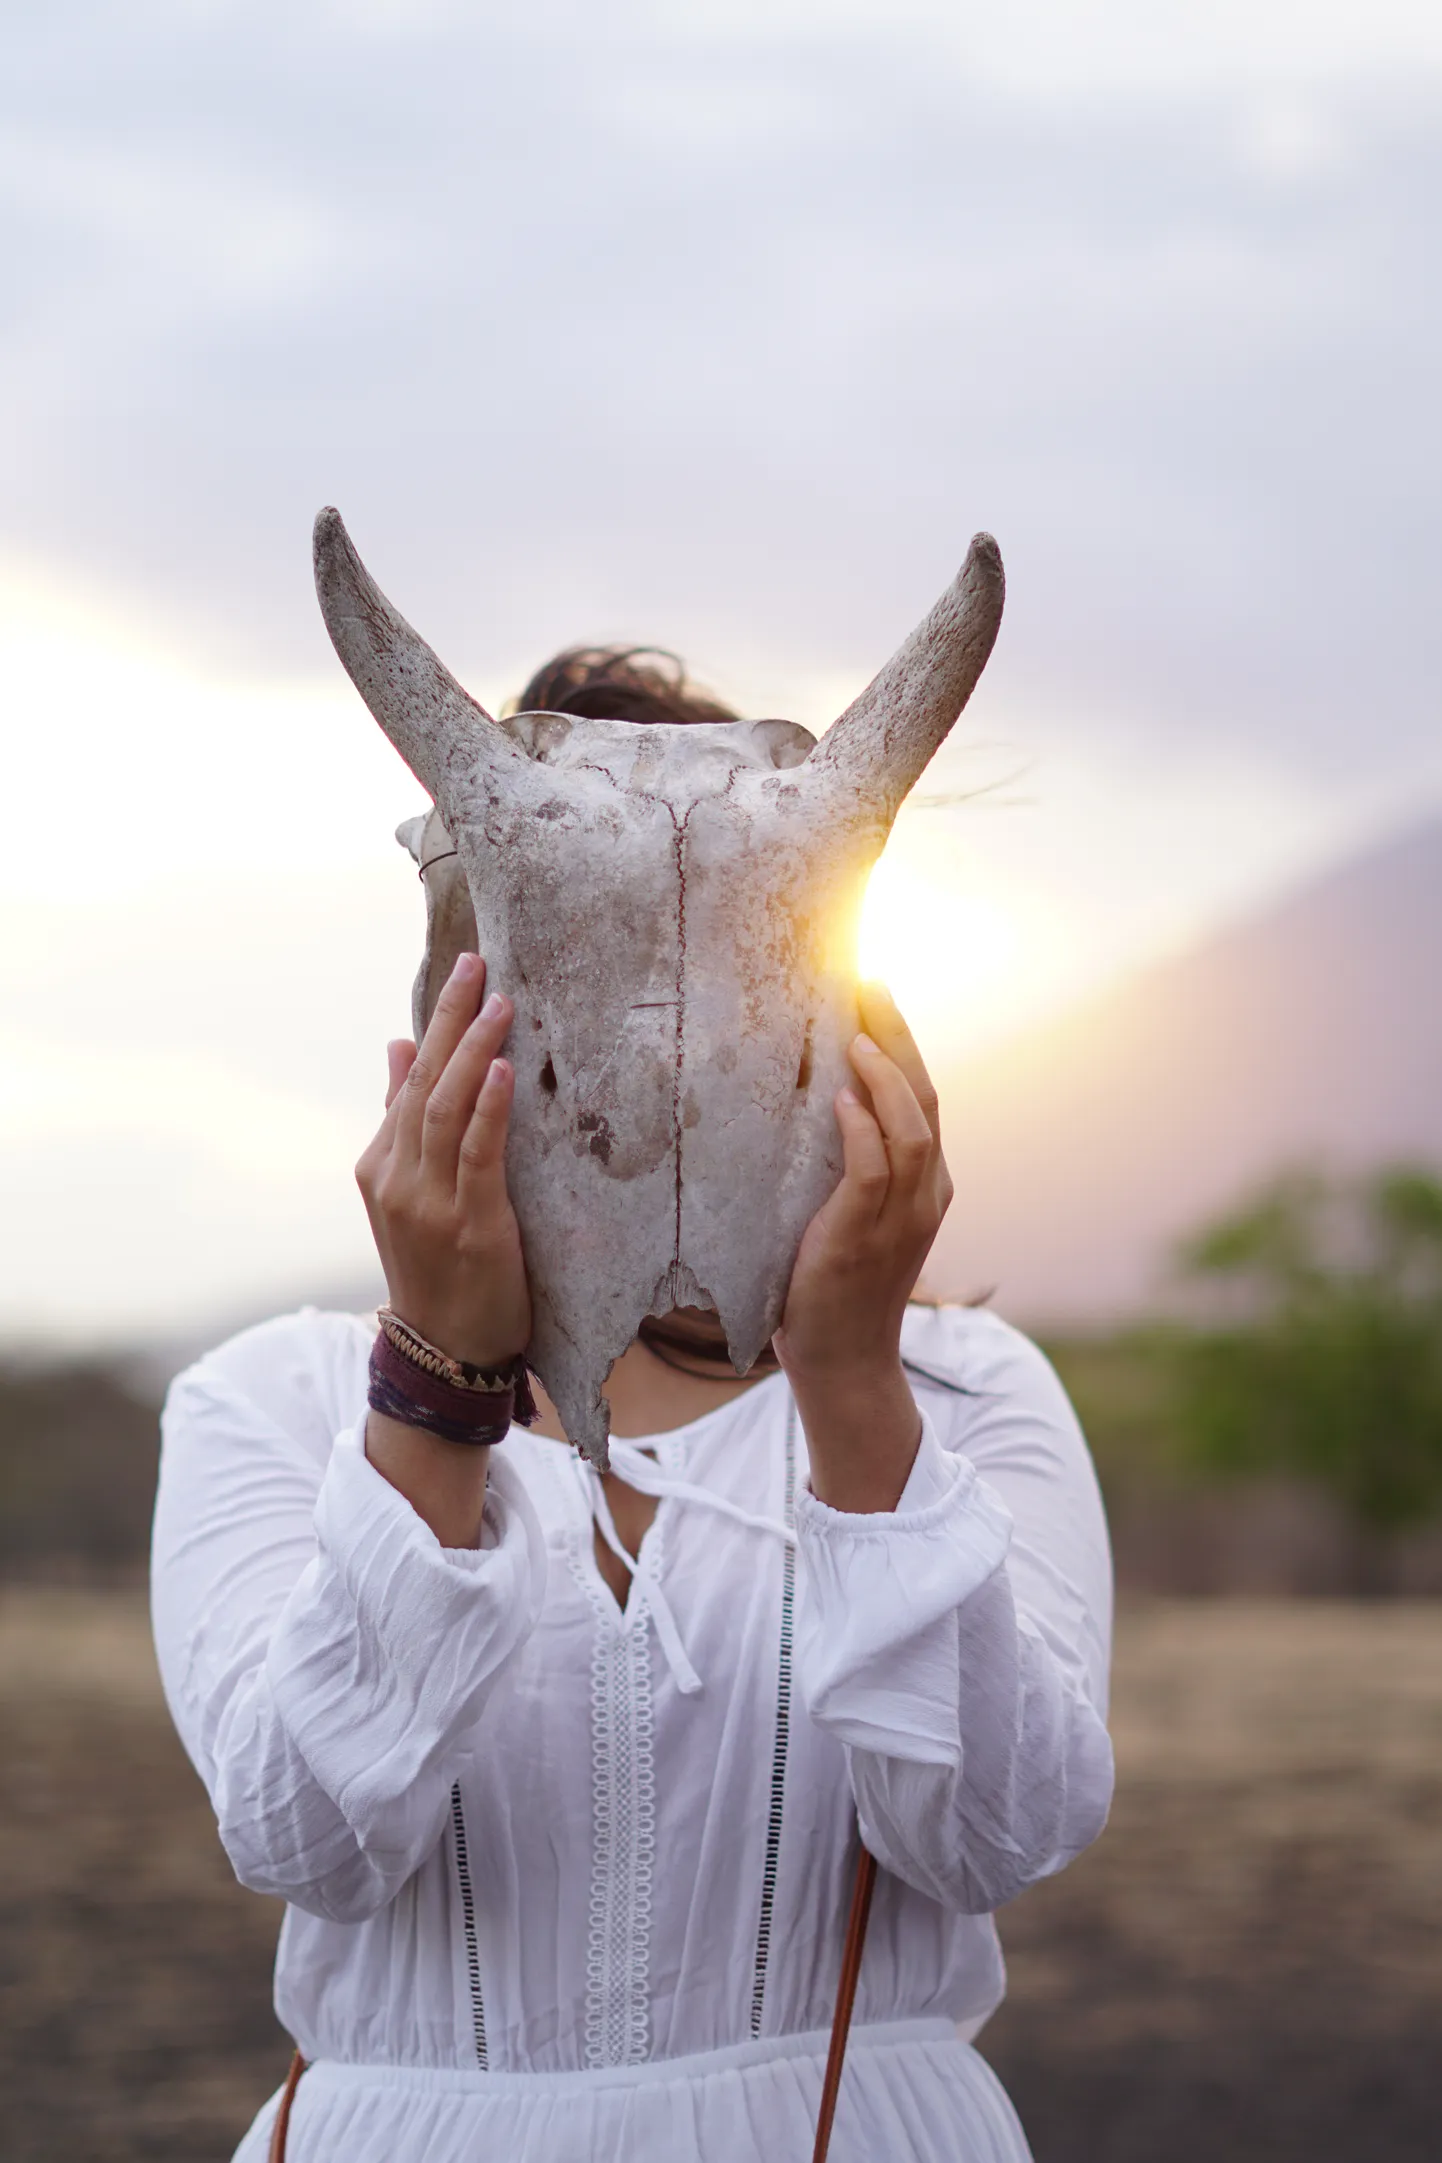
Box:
[792,1307,1114,1915]
[150,1312,548,1924]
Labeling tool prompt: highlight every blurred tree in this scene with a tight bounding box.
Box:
[1170,1165,1442,1589]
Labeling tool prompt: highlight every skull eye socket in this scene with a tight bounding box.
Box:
[539,1055,558,1097]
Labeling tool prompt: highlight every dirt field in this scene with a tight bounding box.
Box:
[1,1592,1438,2162]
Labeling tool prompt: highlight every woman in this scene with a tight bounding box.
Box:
[151,650,1114,2163]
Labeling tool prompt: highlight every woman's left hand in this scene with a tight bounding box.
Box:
[774,982,953,1510]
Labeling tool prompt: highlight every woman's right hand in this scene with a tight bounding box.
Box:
[355,953,531,1370]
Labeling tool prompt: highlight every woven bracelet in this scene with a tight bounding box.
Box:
[375,1307,537,1422]
[367,1331,535,1446]
[376,1307,518,1388]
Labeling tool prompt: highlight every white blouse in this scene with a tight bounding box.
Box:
[151,1302,1113,2163]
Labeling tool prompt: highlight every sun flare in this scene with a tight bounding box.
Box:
[858,845,1025,1057]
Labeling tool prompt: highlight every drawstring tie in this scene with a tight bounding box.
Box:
[574,1439,796,1698]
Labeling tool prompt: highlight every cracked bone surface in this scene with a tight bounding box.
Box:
[316,508,1005,1466]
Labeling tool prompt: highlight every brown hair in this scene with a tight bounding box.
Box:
[508,646,738,731]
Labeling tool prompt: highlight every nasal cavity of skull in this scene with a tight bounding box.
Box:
[539,1055,558,1096]
[795,1025,813,1093]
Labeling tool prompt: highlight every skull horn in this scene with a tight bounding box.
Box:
[313,506,517,802]
[810,533,1005,816]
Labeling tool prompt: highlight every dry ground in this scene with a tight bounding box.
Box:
[982,1600,1442,2161]
[0,1592,1438,2162]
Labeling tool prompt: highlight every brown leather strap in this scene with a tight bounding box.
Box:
[267,2048,306,2163]
[266,1849,879,2163]
[812,1843,878,2163]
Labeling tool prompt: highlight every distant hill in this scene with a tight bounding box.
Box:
[125,1275,386,1396]
[0,1358,161,1581]
[929,817,1442,1326]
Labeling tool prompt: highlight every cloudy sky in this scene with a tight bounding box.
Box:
[3,0,1439,1341]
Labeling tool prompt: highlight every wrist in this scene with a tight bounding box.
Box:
[370,1315,537,1443]
[365,1410,491,1550]
[383,1300,525,1375]
[783,1349,909,1413]
[785,1354,921,1514]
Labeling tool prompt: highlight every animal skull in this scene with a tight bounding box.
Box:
[315,508,1004,1465]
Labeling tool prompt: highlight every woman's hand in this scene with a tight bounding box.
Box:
[356,952,531,1371]
[774,982,953,1511]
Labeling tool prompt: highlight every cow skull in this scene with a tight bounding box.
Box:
[315,508,1004,1466]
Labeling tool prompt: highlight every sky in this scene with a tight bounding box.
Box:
[2,0,1440,1342]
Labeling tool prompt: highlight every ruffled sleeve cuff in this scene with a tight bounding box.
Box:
[794,1416,1013,1769]
[266,1425,548,1835]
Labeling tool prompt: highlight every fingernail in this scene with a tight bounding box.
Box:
[853,1033,880,1056]
[838,1086,859,1107]
[453,952,479,980]
[482,992,504,1021]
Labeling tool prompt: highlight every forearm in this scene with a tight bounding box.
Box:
[788,1355,921,1513]
[846,1567,1115,1911]
[155,1354,543,1922]
[212,1664,436,1921]
[794,1409,1114,1911]
[364,1409,491,1548]
[242,1431,543,1898]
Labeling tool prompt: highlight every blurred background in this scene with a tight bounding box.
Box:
[1,2,1439,2157]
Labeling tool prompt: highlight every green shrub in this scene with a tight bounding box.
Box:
[1167,1166,1442,1540]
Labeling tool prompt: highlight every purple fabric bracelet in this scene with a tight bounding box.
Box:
[367,1332,530,1446]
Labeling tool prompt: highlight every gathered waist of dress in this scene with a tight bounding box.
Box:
[300,2018,963,2099]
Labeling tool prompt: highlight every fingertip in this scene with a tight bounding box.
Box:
[860,979,912,1037]
[383,1038,415,1109]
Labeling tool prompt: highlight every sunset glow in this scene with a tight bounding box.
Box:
[859,845,1023,1053]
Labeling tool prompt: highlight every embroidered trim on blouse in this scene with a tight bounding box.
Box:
[449,1782,488,2069]
[584,1617,656,2067]
[552,1449,662,2072]
[750,1399,797,2037]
